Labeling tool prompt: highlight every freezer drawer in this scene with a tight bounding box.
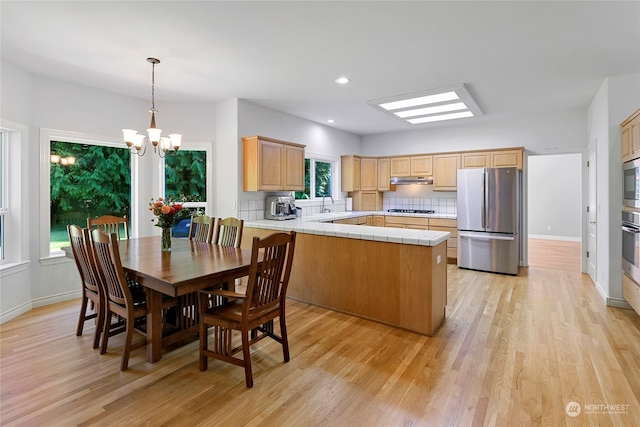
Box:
[457,231,519,275]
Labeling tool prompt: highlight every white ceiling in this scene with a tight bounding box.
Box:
[2,1,639,136]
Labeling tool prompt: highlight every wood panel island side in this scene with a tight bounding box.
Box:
[242,216,449,336]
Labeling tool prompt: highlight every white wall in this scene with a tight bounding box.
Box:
[0,60,218,322]
[527,154,582,240]
[361,110,587,156]
[588,72,640,305]
[235,99,361,220]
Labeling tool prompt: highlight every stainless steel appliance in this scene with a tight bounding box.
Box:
[457,167,520,275]
[623,158,640,208]
[622,211,640,283]
[265,196,297,220]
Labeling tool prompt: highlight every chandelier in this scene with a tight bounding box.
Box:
[122,58,181,158]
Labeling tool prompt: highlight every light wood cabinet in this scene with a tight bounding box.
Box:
[377,158,391,191]
[623,273,640,316]
[461,152,490,169]
[429,218,457,262]
[622,109,640,163]
[411,155,433,176]
[491,149,523,169]
[390,157,411,176]
[373,215,385,227]
[384,216,430,229]
[360,158,378,190]
[242,135,305,191]
[352,191,382,211]
[433,154,460,191]
[341,155,361,192]
[462,149,523,170]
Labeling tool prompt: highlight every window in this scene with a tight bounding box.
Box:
[41,129,132,258]
[0,131,6,261]
[164,149,207,207]
[49,141,131,252]
[295,156,335,200]
[0,119,28,269]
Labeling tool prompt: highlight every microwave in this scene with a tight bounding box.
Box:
[623,158,640,208]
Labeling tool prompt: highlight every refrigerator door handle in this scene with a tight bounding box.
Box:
[482,171,487,229]
[459,232,516,241]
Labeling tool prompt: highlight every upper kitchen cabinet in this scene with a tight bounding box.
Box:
[411,155,433,176]
[341,155,361,192]
[390,157,411,176]
[242,136,305,192]
[461,148,524,170]
[622,108,640,163]
[433,154,460,191]
[461,152,490,169]
[491,149,523,169]
[360,157,378,190]
[377,158,391,191]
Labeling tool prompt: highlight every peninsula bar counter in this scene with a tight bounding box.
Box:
[243,213,449,336]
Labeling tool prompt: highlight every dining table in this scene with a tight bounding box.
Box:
[111,236,256,363]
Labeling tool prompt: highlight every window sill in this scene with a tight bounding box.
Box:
[40,252,73,267]
[0,260,30,278]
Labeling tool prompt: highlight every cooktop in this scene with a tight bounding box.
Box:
[387,209,435,214]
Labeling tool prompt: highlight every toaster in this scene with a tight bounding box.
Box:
[265,196,297,220]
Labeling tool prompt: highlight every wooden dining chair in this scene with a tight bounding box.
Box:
[188,215,216,243]
[67,225,105,349]
[90,228,147,370]
[198,231,297,388]
[214,217,244,248]
[87,215,130,240]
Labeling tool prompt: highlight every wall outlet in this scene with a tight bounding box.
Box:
[436,255,442,264]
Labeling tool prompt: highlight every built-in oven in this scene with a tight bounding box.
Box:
[622,211,640,283]
[623,158,640,208]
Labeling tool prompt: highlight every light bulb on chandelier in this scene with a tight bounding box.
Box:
[122,58,182,158]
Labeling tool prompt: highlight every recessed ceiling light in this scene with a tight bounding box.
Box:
[335,77,350,85]
[327,119,335,123]
[367,84,483,125]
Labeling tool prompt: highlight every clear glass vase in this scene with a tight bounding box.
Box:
[161,227,171,251]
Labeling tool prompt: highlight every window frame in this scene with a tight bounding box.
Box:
[40,128,132,260]
[161,142,212,214]
[295,151,339,202]
[0,119,29,273]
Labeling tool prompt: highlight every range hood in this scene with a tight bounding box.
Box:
[390,176,434,185]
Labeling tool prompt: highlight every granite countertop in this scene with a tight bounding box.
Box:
[244,211,455,247]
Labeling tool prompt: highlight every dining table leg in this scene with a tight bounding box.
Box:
[145,288,164,363]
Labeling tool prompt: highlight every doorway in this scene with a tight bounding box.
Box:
[527,153,583,272]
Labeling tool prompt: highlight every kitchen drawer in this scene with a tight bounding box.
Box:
[429,218,457,228]
[384,216,430,229]
[623,273,640,316]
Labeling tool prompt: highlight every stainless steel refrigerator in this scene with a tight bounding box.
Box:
[457,167,520,275]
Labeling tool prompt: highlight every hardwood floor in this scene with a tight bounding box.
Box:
[2,265,640,426]
[528,237,582,272]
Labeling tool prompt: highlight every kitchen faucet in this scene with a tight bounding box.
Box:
[322,195,334,213]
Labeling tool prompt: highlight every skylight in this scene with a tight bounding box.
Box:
[367,84,483,125]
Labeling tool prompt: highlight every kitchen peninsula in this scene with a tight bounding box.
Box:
[243,212,450,336]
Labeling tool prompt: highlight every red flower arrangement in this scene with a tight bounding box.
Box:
[149,197,189,228]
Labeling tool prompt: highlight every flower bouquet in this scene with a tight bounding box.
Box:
[149,197,192,251]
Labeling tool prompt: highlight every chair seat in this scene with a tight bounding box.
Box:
[203,299,281,324]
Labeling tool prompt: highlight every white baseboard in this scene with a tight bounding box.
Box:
[528,234,581,242]
[31,290,81,308]
[0,300,32,324]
